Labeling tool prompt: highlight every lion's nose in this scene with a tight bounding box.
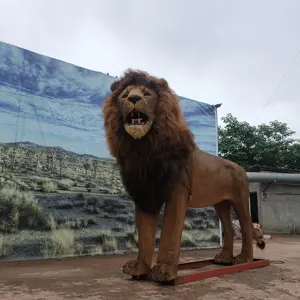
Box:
[128,95,142,104]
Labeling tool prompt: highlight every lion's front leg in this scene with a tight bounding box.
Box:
[123,207,159,280]
[150,183,188,283]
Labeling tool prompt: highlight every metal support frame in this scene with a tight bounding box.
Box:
[214,104,223,247]
[162,258,270,286]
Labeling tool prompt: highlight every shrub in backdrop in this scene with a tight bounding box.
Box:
[0,184,46,233]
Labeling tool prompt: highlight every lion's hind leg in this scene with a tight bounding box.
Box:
[214,200,234,265]
[231,192,254,265]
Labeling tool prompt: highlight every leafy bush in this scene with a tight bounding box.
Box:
[98,229,118,253]
[42,229,76,258]
[210,233,220,243]
[126,228,138,247]
[63,218,88,230]
[181,231,197,247]
[0,185,46,233]
[41,181,57,193]
[87,244,103,255]
[0,234,11,257]
[31,176,50,185]
[102,236,117,253]
[85,182,97,189]
[57,179,74,191]
[16,180,30,191]
[99,229,113,243]
[209,229,221,243]
[46,214,57,231]
[184,219,193,230]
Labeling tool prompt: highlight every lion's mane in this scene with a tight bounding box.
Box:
[102,70,196,213]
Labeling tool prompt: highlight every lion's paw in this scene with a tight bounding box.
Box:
[149,264,178,283]
[123,260,150,279]
[233,253,253,265]
[214,251,233,265]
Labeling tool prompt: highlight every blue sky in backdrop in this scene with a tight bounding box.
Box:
[0,0,300,137]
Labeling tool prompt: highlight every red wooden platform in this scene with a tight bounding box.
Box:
[162,258,270,286]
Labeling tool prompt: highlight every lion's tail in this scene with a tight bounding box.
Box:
[252,223,266,250]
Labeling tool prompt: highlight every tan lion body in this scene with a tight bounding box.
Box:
[102,69,265,283]
[188,148,246,208]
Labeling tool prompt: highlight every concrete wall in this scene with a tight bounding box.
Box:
[249,182,260,193]
[257,182,300,234]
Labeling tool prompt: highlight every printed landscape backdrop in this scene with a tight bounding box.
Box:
[0,41,220,261]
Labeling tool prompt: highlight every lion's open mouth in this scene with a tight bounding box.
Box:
[126,110,148,126]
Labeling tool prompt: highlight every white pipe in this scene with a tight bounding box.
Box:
[247,172,300,183]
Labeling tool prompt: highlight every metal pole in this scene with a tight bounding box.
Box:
[214,104,223,247]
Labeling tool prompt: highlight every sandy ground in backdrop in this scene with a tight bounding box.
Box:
[0,235,299,299]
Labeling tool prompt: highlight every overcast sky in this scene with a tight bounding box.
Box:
[0,0,300,136]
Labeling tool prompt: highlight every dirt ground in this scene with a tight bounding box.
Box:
[0,235,299,300]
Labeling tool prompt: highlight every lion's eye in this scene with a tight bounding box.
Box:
[144,92,151,96]
[122,93,128,98]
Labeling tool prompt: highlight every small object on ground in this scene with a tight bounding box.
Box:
[232,221,271,240]
[263,235,272,240]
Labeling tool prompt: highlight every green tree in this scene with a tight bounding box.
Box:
[218,114,259,168]
[218,113,300,170]
[255,120,296,168]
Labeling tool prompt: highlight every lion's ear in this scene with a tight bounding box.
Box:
[156,78,169,90]
[110,80,120,92]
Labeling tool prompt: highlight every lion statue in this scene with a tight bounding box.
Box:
[102,69,265,283]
